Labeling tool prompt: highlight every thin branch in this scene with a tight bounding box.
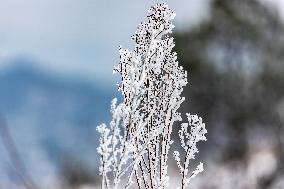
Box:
[0,115,38,189]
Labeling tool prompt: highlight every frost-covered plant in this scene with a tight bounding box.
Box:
[97,3,207,189]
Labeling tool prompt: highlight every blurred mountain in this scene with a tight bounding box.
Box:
[0,59,113,124]
[0,58,115,185]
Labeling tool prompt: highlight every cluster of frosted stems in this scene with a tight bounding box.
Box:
[97,3,207,189]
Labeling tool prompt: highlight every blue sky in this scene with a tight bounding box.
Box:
[0,0,210,88]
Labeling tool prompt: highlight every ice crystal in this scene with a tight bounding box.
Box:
[97,3,207,189]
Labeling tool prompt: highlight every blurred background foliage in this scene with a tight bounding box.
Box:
[0,0,284,188]
[175,0,284,188]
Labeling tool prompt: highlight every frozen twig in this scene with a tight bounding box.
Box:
[97,3,207,189]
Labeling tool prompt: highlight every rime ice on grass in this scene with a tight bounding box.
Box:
[174,114,207,189]
[97,3,207,189]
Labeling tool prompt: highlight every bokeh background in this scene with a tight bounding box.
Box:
[0,0,284,188]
